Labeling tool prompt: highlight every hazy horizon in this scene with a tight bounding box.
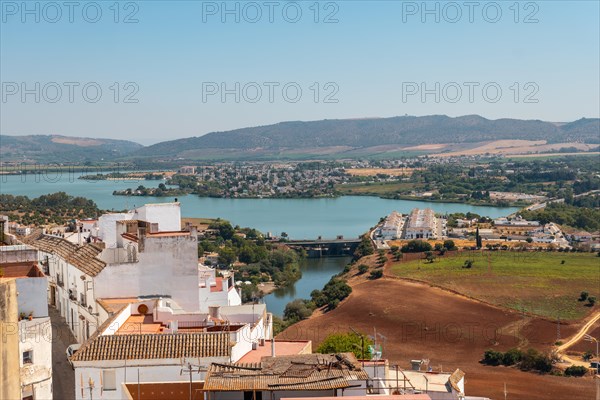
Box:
[2,113,599,146]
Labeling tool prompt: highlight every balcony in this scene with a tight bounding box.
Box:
[68,289,78,302]
[56,275,64,288]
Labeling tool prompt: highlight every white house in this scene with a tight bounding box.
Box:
[23,234,107,343]
[71,298,273,400]
[0,250,53,400]
[198,264,242,313]
[97,202,182,248]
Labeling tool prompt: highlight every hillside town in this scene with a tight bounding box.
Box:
[1,203,487,400]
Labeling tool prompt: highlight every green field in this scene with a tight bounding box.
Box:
[335,182,420,196]
[390,251,600,320]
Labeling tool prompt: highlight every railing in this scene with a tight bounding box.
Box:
[79,293,87,308]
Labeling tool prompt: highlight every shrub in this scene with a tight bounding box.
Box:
[583,350,593,361]
[283,299,315,322]
[443,240,457,251]
[564,365,588,377]
[588,296,597,306]
[310,289,327,307]
[316,332,373,360]
[401,240,432,253]
[369,270,383,280]
[463,260,474,269]
[483,350,503,366]
[520,349,552,373]
[357,264,369,274]
[579,291,589,301]
[502,348,523,366]
[424,251,435,263]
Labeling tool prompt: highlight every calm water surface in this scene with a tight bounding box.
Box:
[1,172,519,313]
[264,257,351,317]
[0,172,518,239]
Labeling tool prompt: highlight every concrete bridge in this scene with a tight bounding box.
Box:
[287,237,361,258]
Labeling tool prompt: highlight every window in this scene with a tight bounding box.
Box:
[244,392,262,400]
[22,350,33,364]
[103,370,117,391]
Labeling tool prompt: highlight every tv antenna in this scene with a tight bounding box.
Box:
[180,359,209,400]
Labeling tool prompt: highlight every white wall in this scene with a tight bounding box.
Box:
[95,234,200,312]
[19,317,53,400]
[98,213,133,248]
[16,277,48,318]
[133,203,181,232]
[74,356,228,400]
[0,246,38,263]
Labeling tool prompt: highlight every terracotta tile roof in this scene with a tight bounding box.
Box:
[210,277,223,293]
[204,353,368,392]
[448,369,465,393]
[71,332,232,362]
[24,234,106,276]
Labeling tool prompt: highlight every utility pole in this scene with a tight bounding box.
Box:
[584,334,599,364]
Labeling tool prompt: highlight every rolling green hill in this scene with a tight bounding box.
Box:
[0,135,143,163]
[132,115,600,160]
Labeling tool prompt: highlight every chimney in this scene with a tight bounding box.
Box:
[208,305,221,320]
[271,339,276,357]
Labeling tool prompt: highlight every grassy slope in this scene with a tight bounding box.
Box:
[390,251,600,320]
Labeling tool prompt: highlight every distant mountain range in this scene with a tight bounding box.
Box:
[3,116,599,163]
[131,115,599,160]
[0,135,143,163]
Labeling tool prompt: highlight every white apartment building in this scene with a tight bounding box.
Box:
[404,208,440,240]
[380,211,403,240]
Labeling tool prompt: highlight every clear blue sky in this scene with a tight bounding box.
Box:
[1,0,599,144]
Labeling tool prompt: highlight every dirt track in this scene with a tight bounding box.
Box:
[278,277,596,399]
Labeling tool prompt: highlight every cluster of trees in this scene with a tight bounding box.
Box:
[400,240,432,253]
[353,234,374,260]
[310,277,352,310]
[578,291,597,307]
[482,348,554,373]
[520,203,600,232]
[113,184,185,197]
[277,275,353,333]
[0,192,102,225]
[446,212,489,228]
[316,332,373,360]
[197,219,302,302]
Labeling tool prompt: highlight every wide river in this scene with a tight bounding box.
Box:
[1,172,519,315]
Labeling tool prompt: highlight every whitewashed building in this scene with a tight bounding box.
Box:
[404,209,440,240]
[198,264,242,313]
[379,211,404,240]
[0,248,53,400]
[71,298,273,400]
[22,201,246,343]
